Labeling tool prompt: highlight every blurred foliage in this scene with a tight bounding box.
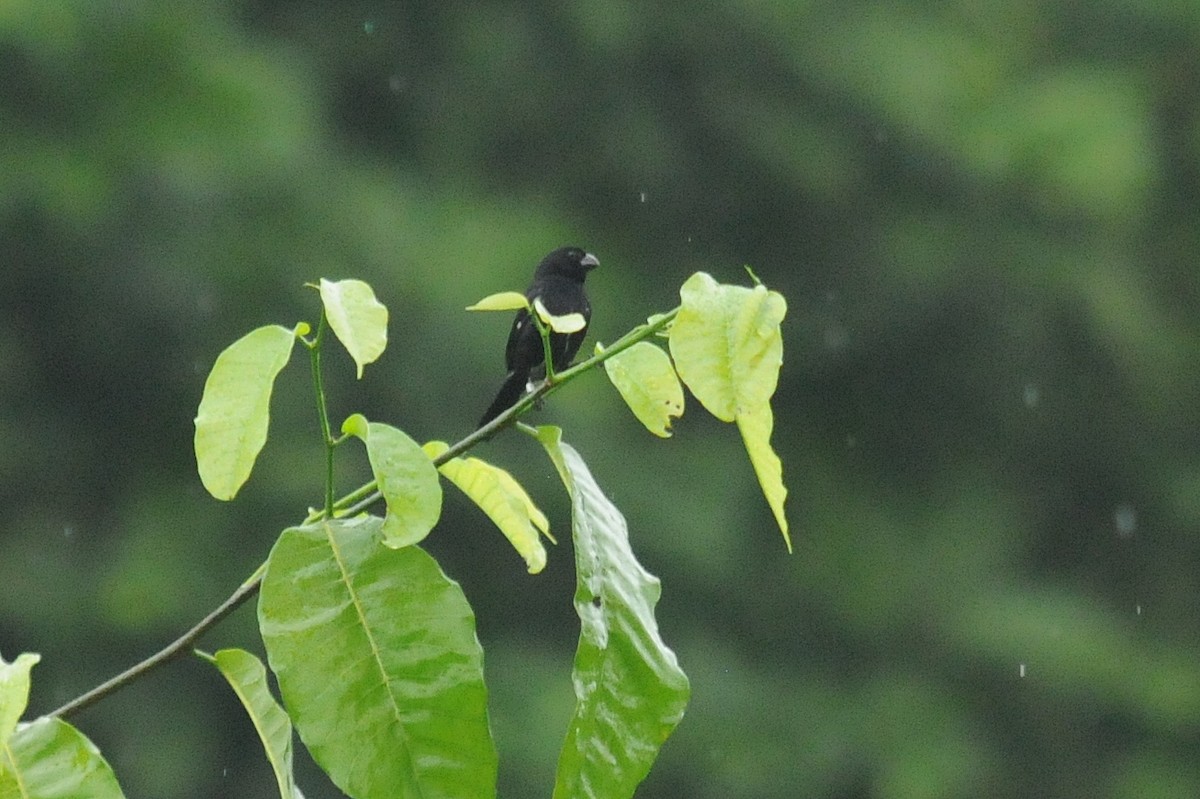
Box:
[3,0,1200,797]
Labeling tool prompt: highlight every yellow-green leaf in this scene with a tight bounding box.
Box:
[736,403,791,552]
[668,272,786,421]
[667,273,790,549]
[466,291,529,312]
[319,278,388,379]
[1,652,40,747]
[343,415,442,548]
[203,649,298,799]
[194,324,298,501]
[533,297,587,333]
[424,441,551,573]
[602,341,684,437]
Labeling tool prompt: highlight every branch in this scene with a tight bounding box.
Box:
[48,305,679,720]
[49,570,263,719]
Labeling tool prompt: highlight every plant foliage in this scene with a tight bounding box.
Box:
[5,273,788,798]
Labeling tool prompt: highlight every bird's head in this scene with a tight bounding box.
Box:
[537,247,599,281]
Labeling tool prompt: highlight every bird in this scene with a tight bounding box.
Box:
[478,246,599,429]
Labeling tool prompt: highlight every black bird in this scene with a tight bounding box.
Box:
[478,247,599,428]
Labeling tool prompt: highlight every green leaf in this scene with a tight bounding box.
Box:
[0,718,125,799]
[423,441,552,574]
[259,517,496,799]
[466,291,529,312]
[342,415,442,548]
[533,297,587,333]
[668,271,786,421]
[194,324,298,501]
[736,404,791,552]
[531,426,690,799]
[319,278,388,379]
[667,273,791,548]
[601,341,685,437]
[203,648,298,799]
[0,652,39,747]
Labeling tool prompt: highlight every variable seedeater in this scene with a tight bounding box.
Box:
[478,246,599,428]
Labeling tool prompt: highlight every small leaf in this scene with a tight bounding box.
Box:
[319,278,388,379]
[668,272,786,421]
[342,415,442,548]
[736,403,791,552]
[0,652,39,746]
[533,297,587,333]
[424,441,551,574]
[466,291,529,312]
[602,341,684,437]
[532,427,690,799]
[0,718,126,799]
[203,648,298,799]
[194,324,298,501]
[259,517,497,799]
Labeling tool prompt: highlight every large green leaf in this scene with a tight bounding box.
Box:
[532,426,690,799]
[423,440,551,573]
[0,652,39,747]
[668,271,785,421]
[667,273,790,549]
[203,648,299,799]
[343,415,442,548]
[259,517,496,799]
[0,718,125,799]
[318,278,388,379]
[194,324,299,500]
[601,341,684,437]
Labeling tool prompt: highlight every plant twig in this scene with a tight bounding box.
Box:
[50,570,264,719]
[306,311,337,518]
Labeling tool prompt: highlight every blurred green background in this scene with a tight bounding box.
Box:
[4,1,1200,796]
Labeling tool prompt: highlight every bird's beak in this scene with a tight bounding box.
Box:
[581,253,600,270]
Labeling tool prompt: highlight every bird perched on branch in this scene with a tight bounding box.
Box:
[478,247,599,428]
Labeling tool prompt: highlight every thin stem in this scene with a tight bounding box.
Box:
[47,305,680,720]
[308,312,336,518]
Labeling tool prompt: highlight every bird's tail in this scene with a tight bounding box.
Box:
[478,370,529,429]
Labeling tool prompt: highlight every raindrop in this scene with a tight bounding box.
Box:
[1018,663,1027,678]
[1135,604,1143,616]
[63,525,75,539]
[363,20,376,35]
[638,190,648,203]
[823,323,848,351]
[388,74,405,94]
[1114,503,1137,538]
[195,291,215,315]
[1022,384,1040,408]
